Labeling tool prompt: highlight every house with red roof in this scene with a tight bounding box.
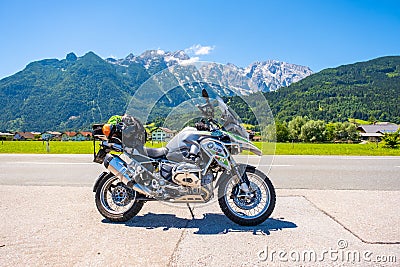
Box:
[62,131,93,141]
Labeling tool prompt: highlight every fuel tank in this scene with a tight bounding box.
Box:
[165,127,211,162]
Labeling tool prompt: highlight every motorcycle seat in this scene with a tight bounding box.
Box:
[144,147,168,159]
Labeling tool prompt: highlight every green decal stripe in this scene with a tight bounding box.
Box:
[223,130,250,143]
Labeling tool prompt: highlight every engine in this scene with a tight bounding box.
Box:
[157,162,214,202]
[172,163,202,187]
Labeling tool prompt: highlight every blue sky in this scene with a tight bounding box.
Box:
[0,0,399,78]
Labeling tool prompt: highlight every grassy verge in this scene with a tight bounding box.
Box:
[0,140,95,154]
[255,142,400,156]
[0,140,399,156]
[0,141,168,154]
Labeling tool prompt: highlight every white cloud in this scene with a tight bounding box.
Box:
[185,44,215,56]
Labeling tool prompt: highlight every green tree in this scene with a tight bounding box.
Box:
[300,120,326,142]
[288,116,307,141]
[325,122,359,142]
[342,122,358,141]
[333,122,358,141]
[368,115,377,124]
[382,130,400,148]
[325,123,335,141]
[264,124,275,142]
[275,121,290,142]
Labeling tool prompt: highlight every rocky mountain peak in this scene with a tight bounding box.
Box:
[106,49,313,92]
[244,60,313,91]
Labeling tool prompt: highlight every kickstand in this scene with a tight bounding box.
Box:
[186,203,195,219]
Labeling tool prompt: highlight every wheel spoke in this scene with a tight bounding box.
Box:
[99,176,136,215]
[224,172,271,220]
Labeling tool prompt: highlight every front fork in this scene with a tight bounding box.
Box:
[229,157,251,193]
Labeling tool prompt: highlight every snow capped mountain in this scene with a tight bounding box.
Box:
[198,62,254,95]
[107,50,313,93]
[244,60,313,91]
[197,60,313,94]
[107,49,191,68]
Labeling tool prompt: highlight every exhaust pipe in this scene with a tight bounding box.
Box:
[104,154,152,196]
[131,183,152,196]
[104,154,132,185]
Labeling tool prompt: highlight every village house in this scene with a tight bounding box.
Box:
[13,132,35,141]
[247,130,255,141]
[151,127,175,142]
[80,131,93,140]
[4,130,92,142]
[61,131,93,141]
[61,131,77,141]
[41,131,62,141]
[357,123,399,142]
[0,132,14,141]
[252,135,262,141]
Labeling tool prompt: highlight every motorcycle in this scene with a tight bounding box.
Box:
[92,89,275,226]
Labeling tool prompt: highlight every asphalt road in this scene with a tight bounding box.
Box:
[0,154,399,190]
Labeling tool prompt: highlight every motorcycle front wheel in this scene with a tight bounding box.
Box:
[95,173,144,222]
[218,166,276,226]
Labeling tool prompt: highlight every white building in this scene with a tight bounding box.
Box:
[151,127,175,142]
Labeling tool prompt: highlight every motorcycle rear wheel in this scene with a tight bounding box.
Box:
[218,166,276,226]
[95,173,144,222]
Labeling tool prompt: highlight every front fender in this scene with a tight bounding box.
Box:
[239,141,262,156]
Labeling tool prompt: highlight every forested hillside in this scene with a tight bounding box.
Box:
[0,50,310,131]
[263,56,400,124]
[0,52,149,131]
[0,53,399,131]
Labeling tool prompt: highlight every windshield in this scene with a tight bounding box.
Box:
[216,96,249,139]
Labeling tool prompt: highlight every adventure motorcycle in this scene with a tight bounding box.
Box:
[92,89,275,226]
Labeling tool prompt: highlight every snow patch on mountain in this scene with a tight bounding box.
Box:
[107,50,313,93]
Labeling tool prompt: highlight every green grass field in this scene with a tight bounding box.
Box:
[0,140,95,154]
[255,142,400,156]
[0,140,399,156]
